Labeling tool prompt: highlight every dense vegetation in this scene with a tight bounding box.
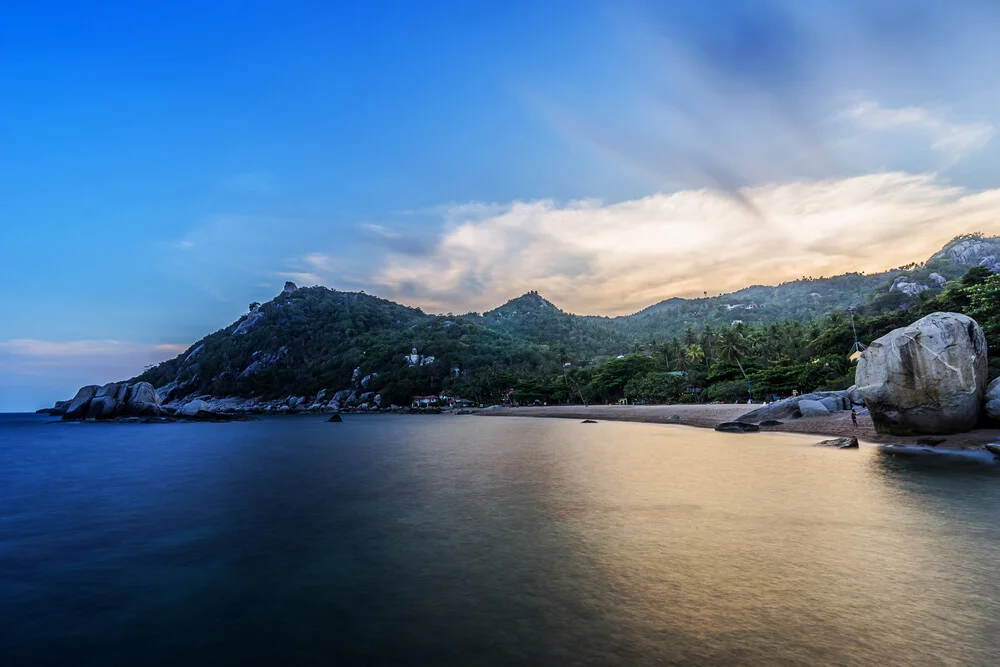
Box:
[134,234,1000,408]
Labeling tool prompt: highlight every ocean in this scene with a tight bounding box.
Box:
[2,413,1000,666]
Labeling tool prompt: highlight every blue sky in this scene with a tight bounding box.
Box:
[3,0,1000,410]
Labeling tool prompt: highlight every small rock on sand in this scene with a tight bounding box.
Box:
[715,422,760,433]
[815,436,859,449]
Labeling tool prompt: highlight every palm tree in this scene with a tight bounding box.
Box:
[684,343,705,369]
[662,338,683,371]
[717,327,752,400]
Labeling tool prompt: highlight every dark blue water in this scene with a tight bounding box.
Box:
[3,413,1000,666]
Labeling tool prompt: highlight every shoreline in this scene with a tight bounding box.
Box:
[474,404,1000,451]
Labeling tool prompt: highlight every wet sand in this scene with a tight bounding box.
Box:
[476,404,1000,450]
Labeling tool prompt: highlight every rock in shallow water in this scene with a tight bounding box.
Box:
[815,437,859,449]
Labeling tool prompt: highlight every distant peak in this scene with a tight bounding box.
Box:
[512,290,551,305]
[283,281,298,295]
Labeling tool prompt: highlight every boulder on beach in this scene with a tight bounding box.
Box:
[820,395,848,412]
[856,312,988,435]
[759,419,783,427]
[815,436,859,449]
[715,421,760,433]
[847,385,864,406]
[798,399,830,418]
[738,391,849,424]
[581,419,598,424]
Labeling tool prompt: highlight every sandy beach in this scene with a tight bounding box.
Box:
[476,403,1000,449]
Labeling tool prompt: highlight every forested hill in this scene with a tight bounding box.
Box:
[132,233,1000,406]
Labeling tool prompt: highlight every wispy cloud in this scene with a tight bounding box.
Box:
[362,172,1000,315]
[841,100,993,163]
[526,1,1000,199]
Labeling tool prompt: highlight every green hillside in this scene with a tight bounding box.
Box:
[133,233,1000,407]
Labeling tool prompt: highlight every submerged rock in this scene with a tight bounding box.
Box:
[856,312,988,435]
[327,413,343,422]
[581,419,598,424]
[715,421,760,433]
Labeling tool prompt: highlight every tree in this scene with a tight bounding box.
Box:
[716,327,751,399]
[683,344,705,370]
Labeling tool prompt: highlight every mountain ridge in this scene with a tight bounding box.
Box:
[125,233,1000,408]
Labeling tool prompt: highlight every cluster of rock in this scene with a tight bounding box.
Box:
[889,276,930,297]
[41,381,249,422]
[738,390,862,424]
[735,312,1000,438]
[941,238,1000,272]
[888,272,946,297]
[405,347,435,367]
[47,382,163,420]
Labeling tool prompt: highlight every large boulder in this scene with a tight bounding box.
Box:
[797,399,830,418]
[62,385,100,419]
[179,399,211,416]
[738,399,802,423]
[984,377,1000,422]
[856,312,988,435]
[819,396,847,412]
[125,382,161,416]
[846,385,864,406]
[82,382,127,419]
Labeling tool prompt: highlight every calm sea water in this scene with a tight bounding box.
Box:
[2,413,1000,666]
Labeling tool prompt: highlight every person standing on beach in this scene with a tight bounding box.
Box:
[851,409,858,428]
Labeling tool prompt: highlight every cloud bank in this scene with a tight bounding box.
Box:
[362,172,1000,315]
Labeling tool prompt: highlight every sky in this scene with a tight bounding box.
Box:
[3,0,1000,410]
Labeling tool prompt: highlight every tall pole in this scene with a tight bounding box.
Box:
[847,307,864,354]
